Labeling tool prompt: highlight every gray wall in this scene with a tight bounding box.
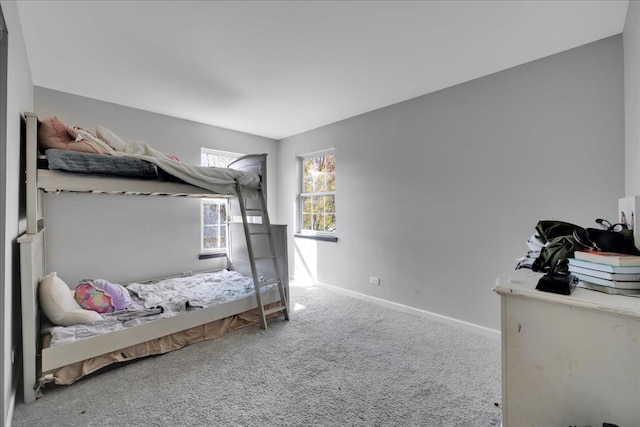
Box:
[625,1,640,197]
[35,88,278,285]
[0,0,33,422]
[277,36,625,331]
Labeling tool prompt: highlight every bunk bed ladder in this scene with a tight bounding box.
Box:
[236,183,289,330]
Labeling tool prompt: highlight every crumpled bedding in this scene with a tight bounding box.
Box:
[110,138,260,194]
[77,129,260,197]
[46,270,273,347]
[126,269,255,312]
[40,119,261,196]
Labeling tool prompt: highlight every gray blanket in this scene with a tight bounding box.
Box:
[45,149,159,179]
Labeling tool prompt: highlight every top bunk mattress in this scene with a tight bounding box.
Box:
[28,113,264,198]
[40,149,259,197]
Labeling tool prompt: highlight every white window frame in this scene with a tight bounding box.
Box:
[200,148,242,254]
[298,149,336,237]
[201,199,228,253]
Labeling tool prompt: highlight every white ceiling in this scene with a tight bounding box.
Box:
[16,1,629,140]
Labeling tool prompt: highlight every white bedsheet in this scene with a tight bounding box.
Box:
[47,270,269,347]
[77,127,261,195]
[113,140,260,195]
[127,269,254,311]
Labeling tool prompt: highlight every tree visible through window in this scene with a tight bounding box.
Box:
[300,151,336,233]
[201,149,239,252]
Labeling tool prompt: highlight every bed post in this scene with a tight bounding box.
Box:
[17,229,45,403]
[19,112,46,402]
[24,112,40,234]
[227,153,267,203]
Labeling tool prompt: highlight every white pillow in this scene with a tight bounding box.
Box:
[96,125,127,151]
[38,272,102,326]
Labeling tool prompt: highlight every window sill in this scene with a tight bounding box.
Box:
[198,252,227,260]
[294,233,338,243]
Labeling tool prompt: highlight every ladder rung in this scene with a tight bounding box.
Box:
[263,305,287,316]
[248,231,270,236]
[245,208,266,212]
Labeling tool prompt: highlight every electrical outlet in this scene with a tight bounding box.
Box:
[369,276,380,286]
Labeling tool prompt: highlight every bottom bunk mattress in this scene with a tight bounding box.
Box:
[37,269,282,392]
[45,269,263,346]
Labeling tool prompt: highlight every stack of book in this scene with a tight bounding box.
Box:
[568,251,640,295]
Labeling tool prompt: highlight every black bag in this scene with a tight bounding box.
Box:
[536,259,578,295]
[573,224,640,255]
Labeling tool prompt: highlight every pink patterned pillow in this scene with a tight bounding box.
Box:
[74,282,115,313]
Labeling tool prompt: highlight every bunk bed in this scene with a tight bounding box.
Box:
[18,112,289,403]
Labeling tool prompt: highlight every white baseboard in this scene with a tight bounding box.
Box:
[313,281,501,340]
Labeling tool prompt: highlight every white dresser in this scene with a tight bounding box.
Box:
[493,269,640,427]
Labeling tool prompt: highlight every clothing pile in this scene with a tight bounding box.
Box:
[516,219,639,273]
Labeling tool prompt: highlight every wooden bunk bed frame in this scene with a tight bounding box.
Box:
[18,112,289,403]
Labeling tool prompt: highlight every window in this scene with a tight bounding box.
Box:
[200,148,240,253]
[299,150,336,235]
[201,201,227,251]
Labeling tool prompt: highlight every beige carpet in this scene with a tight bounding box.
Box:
[12,281,502,426]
